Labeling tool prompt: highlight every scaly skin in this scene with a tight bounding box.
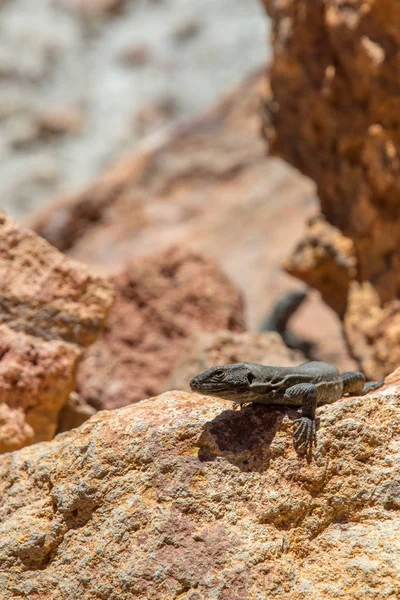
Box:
[190,360,384,456]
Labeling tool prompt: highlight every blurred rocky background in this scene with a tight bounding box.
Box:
[0,0,267,221]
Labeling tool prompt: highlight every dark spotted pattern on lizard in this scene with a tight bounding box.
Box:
[190,361,384,455]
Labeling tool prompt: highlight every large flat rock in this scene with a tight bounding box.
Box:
[1,382,399,598]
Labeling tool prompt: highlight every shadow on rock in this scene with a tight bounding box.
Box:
[197,404,300,473]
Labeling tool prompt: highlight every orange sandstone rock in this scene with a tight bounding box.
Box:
[76,245,246,410]
[0,210,114,347]
[0,384,399,598]
[0,211,114,451]
[262,0,400,378]
[0,325,80,453]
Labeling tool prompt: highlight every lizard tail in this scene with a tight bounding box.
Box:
[363,379,385,394]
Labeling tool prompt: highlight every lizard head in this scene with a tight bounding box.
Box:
[189,363,262,403]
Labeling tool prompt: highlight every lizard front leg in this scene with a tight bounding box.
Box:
[284,383,317,454]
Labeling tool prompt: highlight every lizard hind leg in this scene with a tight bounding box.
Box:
[284,383,318,455]
[341,371,384,396]
[341,371,365,396]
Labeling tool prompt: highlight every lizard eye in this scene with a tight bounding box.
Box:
[247,372,256,385]
[214,369,225,380]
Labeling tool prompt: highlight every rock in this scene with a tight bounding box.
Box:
[0,210,115,347]
[36,105,85,136]
[0,325,80,453]
[344,281,400,380]
[172,19,202,43]
[287,289,358,372]
[64,0,125,18]
[133,96,179,137]
[4,115,39,150]
[168,329,304,392]
[262,0,400,286]
[76,245,245,410]
[0,383,399,598]
[28,71,354,368]
[56,392,97,434]
[0,211,114,451]
[262,0,400,378]
[29,153,60,186]
[4,105,84,148]
[118,43,152,68]
[382,366,400,388]
[284,215,357,318]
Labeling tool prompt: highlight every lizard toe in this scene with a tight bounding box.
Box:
[293,417,307,440]
[293,417,316,452]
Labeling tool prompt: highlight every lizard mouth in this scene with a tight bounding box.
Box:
[189,379,255,401]
[189,379,228,393]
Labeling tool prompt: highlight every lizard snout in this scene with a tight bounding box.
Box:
[189,376,200,391]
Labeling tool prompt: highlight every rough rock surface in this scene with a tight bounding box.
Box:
[344,281,400,380]
[284,215,356,318]
[1,382,399,599]
[262,0,400,378]
[28,71,354,369]
[0,325,81,453]
[168,329,303,392]
[76,246,246,410]
[0,211,114,347]
[0,211,114,451]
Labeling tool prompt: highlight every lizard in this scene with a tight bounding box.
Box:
[189,361,384,455]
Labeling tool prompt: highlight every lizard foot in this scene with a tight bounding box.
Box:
[293,417,316,454]
[237,402,252,410]
[233,402,240,411]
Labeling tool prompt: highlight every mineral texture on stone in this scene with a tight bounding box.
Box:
[0,325,81,453]
[0,382,398,599]
[262,0,400,378]
[0,210,114,347]
[0,211,115,452]
[76,245,246,410]
[344,281,400,380]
